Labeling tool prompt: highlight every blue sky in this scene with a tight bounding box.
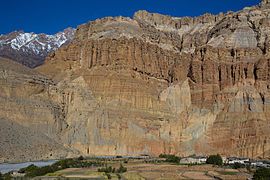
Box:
[0,0,260,35]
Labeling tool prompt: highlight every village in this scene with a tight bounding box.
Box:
[178,155,270,168]
[1,154,270,179]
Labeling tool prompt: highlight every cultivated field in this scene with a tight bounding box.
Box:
[36,160,253,180]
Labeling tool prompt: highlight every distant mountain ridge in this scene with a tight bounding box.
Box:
[0,27,75,68]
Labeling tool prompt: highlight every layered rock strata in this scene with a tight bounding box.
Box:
[1,1,270,161]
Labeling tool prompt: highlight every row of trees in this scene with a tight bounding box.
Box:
[158,153,222,165]
[98,164,127,179]
[19,157,102,177]
[159,154,180,163]
[98,164,127,173]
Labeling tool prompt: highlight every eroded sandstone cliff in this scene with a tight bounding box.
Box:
[1,1,270,161]
[0,57,79,162]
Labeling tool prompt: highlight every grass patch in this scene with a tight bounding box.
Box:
[46,172,62,176]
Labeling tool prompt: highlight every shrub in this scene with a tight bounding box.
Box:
[206,154,223,166]
[232,162,245,169]
[98,164,127,174]
[98,166,114,173]
[105,173,112,179]
[253,167,270,180]
[117,164,127,173]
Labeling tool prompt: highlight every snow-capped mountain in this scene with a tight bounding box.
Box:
[0,27,75,68]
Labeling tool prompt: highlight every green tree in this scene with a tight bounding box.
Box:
[18,164,38,173]
[78,156,84,161]
[159,154,167,158]
[253,167,270,180]
[232,162,245,169]
[206,154,223,166]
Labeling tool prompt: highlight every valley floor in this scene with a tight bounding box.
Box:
[34,160,253,180]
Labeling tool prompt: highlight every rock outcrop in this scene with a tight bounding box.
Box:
[261,0,270,6]
[1,1,270,161]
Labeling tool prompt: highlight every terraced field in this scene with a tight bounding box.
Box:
[37,161,253,180]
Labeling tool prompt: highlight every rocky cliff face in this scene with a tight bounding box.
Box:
[0,57,77,162]
[0,28,75,68]
[37,1,270,159]
[1,1,270,161]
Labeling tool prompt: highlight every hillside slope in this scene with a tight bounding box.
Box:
[0,57,75,162]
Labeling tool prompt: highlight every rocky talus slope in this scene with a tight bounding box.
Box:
[1,1,270,162]
[0,58,75,162]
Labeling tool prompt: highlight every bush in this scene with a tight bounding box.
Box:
[159,154,180,163]
[232,162,245,169]
[98,166,115,173]
[117,164,127,173]
[206,154,223,166]
[253,167,270,180]
[105,173,112,179]
[98,164,127,174]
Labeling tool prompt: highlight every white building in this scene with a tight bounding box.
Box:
[180,156,207,164]
[227,157,249,164]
